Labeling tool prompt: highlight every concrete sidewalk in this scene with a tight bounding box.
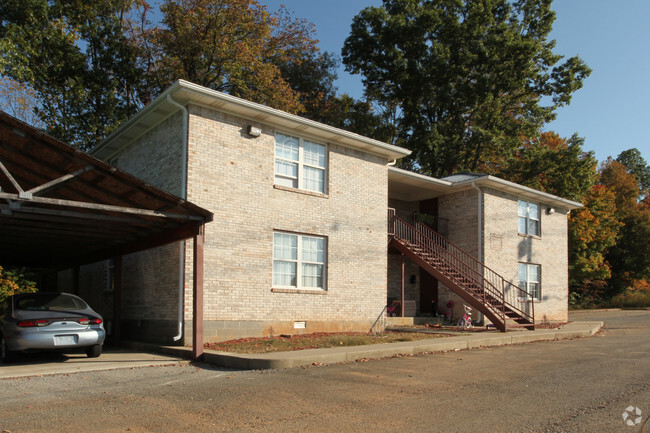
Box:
[0,348,187,379]
[153,320,604,370]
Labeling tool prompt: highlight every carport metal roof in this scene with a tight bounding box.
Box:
[0,111,213,267]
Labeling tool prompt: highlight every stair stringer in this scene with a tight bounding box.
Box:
[389,237,507,332]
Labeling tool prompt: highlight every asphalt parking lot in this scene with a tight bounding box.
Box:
[0,346,187,379]
[0,317,602,375]
[0,310,648,432]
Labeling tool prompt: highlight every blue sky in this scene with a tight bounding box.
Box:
[260,0,649,165]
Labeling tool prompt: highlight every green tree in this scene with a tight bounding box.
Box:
[606,207,650,291]
[303,93,398,144]
[1,0,340,147]
[342,0,591,177]
[0,0,144,150]
[616,148,650,199]
[496,132,597,202]
[277,49,339,119]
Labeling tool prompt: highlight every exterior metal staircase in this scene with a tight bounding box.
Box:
[388,209,535,332]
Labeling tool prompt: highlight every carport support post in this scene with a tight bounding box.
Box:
[401,254,405,317]
[113,255,122,345]
[192,226,204,360]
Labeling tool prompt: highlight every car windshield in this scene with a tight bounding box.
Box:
[16,294,88,311]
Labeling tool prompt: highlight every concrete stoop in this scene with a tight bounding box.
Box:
[138,320,604,370]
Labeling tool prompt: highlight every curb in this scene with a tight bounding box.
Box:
[142,320,604,370]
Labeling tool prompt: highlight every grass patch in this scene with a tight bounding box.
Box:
[204,331,450,354]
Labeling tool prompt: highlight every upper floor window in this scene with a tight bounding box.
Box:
[273,231,327,290]
[518,263,541,300]
[518,200,540,236]
[274,133,327,193]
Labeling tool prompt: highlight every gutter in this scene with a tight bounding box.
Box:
[471,181,484,326]
[166,93,189,342]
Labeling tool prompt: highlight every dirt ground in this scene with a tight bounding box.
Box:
[0,309,649,432]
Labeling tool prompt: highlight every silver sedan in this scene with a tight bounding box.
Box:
[1,292,105,363]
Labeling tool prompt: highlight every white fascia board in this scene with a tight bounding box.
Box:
[453,175,583,210]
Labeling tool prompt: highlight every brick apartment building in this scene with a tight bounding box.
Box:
[60,80,581,345]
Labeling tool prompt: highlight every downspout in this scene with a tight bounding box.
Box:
[471,181,484,325]
[387,159,397,166]
[167,94,189,342]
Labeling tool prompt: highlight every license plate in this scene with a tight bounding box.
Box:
[54,335,77,346]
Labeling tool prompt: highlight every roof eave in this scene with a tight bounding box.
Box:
[454,176,583,210]
[388,166,453,187]
[93,80,411,161]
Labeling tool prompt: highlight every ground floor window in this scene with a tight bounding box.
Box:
[273,231,326,290]
[518,263,541,300]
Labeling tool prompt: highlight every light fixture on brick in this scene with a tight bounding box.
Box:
[247,125,261,137]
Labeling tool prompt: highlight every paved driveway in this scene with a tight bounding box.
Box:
[0,347,186,379]
[0,310,648,432]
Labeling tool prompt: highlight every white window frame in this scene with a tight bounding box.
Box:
[272,231,327,291]
[518,263,541,300]
[518,200,540,236]
[274,132,328,194]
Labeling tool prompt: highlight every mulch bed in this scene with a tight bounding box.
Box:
[203,331,448,354]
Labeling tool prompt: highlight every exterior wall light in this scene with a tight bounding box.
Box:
[247,125,262,137]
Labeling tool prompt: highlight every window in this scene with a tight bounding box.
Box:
[518,200,540,236]
[518,263,541,300]
[274,133,327,193]
[273,232,326,290]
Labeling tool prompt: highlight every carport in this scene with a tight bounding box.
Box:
[0,111,213,359]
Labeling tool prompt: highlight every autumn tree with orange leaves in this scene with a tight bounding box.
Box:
[568,152,650,307]
[0,266,37,303]
[0,77,44,128]
[568,184,621,303]
[144,0,316,113]
[600,158,650,294]
[0,0,337,148]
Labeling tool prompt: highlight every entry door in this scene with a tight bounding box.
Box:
[419,269,438,314]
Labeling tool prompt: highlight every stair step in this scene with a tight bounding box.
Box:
[392,228,535,330]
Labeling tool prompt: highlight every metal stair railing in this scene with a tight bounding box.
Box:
[413,218,534,324]
[388,209,534,329]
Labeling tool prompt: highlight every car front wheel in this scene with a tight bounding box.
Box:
[86,344,102,358]
[1,334,16,363]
